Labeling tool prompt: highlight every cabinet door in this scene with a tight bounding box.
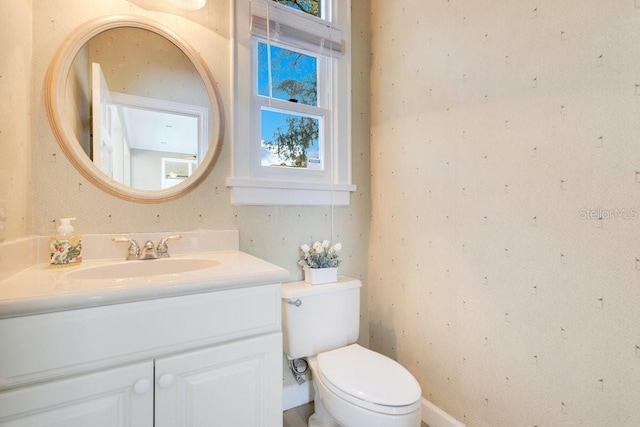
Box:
[155,333,282,427]
[0,361,153,427]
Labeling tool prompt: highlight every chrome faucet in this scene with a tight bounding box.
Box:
[139,240,158,260]
[113,237,141,260]
[113,235,182,260]
[157,235,182,258]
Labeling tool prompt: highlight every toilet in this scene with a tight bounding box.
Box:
[282,277,422,427]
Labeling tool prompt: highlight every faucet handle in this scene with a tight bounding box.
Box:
[113,237,140,260]
[157,235,182,258]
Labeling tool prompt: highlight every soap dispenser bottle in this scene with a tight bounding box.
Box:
[50,217,82,267]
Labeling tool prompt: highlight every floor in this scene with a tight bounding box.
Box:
[283,402,429,427]
[282,402,314,427]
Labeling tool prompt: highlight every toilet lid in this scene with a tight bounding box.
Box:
[316,344,421,409]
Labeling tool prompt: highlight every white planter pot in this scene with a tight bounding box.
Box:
[303,267,338,285]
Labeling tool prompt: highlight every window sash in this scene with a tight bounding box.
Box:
[250,0,344,56]
[260,107,323,169]
[253,37,331,111]
[256,41,320,107]
[253,96,330,178]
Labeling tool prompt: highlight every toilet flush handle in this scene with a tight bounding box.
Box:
[286,299,302,307]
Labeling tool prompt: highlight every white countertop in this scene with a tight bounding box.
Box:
[0,247,289,319]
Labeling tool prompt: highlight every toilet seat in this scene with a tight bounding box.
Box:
[314,344,421,416]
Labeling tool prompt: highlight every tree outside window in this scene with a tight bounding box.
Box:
[274,0,320,17]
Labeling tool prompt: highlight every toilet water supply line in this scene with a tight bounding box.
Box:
[289,358,309,385]
[284,299,306,383]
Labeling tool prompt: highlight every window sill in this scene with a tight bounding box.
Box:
[226,178,356,206]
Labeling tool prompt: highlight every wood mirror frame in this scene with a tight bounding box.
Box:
[46,15,224,203]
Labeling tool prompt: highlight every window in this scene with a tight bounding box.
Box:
[257,42,324,170]
[228,0,355,205]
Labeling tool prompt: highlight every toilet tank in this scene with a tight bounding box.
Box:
[281,277,362,359]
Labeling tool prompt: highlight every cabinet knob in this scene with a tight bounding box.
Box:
[133,378,151,394]
[158,373,175,388]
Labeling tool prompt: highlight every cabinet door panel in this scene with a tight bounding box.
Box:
[0,362,153,427]
[155,333,282,427]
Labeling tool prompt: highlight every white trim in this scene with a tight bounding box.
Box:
[227,178,354,206]
[283,380,315,411]
[226,177,355,191]
[422,398,466,427]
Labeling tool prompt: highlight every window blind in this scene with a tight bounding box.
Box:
[250,0,345,56]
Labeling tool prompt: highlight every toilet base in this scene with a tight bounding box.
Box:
[308,381,341,427]
[308,412,340,427]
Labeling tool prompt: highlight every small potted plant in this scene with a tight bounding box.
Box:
[298,240,342,284]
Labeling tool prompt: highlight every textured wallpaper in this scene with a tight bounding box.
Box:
[369,0,640,425]
[0,1,33,241]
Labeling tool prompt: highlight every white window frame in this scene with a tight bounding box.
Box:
[228,0,355,206]
[252,39,330,180]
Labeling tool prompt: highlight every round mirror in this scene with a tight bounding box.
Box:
[46,16,224,203]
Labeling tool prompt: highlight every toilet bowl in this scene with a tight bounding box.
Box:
[281,278,422,427]
[308,344,422,427]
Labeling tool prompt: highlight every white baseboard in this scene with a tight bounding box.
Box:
[422,398,465,427]
[283,380,315,411]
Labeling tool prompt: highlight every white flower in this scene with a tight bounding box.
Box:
[299,239,343,269]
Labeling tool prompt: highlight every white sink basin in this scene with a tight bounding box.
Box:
[0,230,291,319]
[66,258,221,280]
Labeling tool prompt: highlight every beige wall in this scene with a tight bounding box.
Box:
[369,1,640,426]
[0,0,33,241]
[27,0,370,298]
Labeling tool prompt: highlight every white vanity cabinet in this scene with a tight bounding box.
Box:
[0,283,283,427]
[155,333,280,427]
[0,361,154,426]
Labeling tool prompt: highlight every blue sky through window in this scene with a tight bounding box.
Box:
[257,42,317,106]
[260,109,320,168]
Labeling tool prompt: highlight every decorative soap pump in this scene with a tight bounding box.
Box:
[50,217,82,267]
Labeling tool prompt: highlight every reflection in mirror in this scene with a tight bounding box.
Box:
[67,27,210,190]
[47,16,224,203]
